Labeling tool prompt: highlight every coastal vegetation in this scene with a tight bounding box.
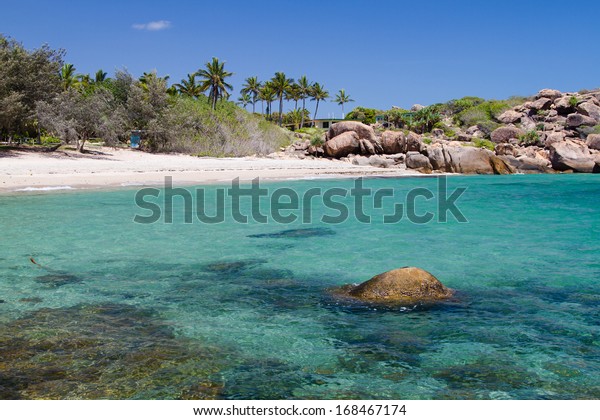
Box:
[0,35,344,155]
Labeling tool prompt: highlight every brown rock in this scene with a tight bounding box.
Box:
[566,113,597,128]
[499,155,554,173]
[427,144,515,174]
[586,134,600,151]
[323,131,360,158]
[536,89,562,100]
[335,267,453,305]
[380,131,405,154]
[529,97,552,111]
[497,110,522,124]
[548,139,595,172]
[490,126,525,143]
[554,96,577,114]
[577,102,600,121]
[406,131,425,153]
[327,121,377,142]
[495,143,518,157]
[405,152,432,173]
[359,138,376,155]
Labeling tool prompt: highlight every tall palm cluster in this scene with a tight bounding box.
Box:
[59,63,110,93]
[238,74,353,128]
[62,57,354,126]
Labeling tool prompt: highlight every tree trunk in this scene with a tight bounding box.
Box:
[313,100,320,126]
[278,96,283,126]
[252,94,256,114]
[300,98,306,129]
[77,138,86,153]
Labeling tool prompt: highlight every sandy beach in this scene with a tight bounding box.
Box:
[0,146,421,193]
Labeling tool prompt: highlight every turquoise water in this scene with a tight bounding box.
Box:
[1,174,599,399]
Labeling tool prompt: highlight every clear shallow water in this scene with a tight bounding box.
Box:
[0,174,599,399]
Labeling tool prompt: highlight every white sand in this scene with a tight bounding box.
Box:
[0,146,422,193]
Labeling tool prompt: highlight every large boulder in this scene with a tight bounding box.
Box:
[426,144,515,174]
[336,267,453,305]
[323,131,360,158]
[406,131,425,153]
[566,113,597,128]
[327,121,377,142]
[554,96,576,114]
[491,126,525,143]
[548,140,595,172]
[497,110,522,124]
[495,143,518,157]
[405,152,432,173]
[537,88,562,100]
[380,130,425,154]
[499,155,553,173]
[380,131,405,154]
[545,131,566,147]
[577,101,600,121]
[358,138,376,155]
[528,97,552,111]
[586,134,600,151]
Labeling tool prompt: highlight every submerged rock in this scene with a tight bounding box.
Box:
[333,267,453,305]
[35,272,82,287]
[247,227,335,239]
[0,303,225,399]
[201,258,267,274]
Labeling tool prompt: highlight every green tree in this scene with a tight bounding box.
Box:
[310,82,329,124]
[237,92,252,110]
[196,57,233,110]
[60,63,79,91]
[285,83,301,111]
[241,76,262,114]
[259,83,276,120]
[270,72,294,126]
[335,89,354,117]
[37,88,126,152]
[94,70,108,84]
[0,35,63,141]
[297,75,311,128]
[174,73,203,98]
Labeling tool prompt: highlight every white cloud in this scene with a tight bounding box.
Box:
[132,20,171,31]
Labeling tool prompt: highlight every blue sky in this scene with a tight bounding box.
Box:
[2,0,599,117]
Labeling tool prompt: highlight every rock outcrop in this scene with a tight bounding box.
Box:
[548,140,597,173]
[291,87,600,175]
[326,121,377,143]
[333,267,453,305]
[490,126,525,143]
[427,144,514,174]
[323,131,360,158]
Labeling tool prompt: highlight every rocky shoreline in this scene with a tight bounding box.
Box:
[279,88,600,175]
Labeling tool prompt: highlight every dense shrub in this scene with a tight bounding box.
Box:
[146,97,292,156]
[345,107,380,124]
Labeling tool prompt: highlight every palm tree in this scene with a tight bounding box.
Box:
[77,74,92,90]
[259,83,276,120]
[297,75,311,128]
[310,83,329,125]
[270,72,294,126]
[241,76,262,114]
[237,92,252,110]
[196,57,233,110]
[139,71,170,91]
[285,83,301,111]
[174,73,203,98]
[60,63,78,91]
[94,69,108,83]
[335,89,354,118]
